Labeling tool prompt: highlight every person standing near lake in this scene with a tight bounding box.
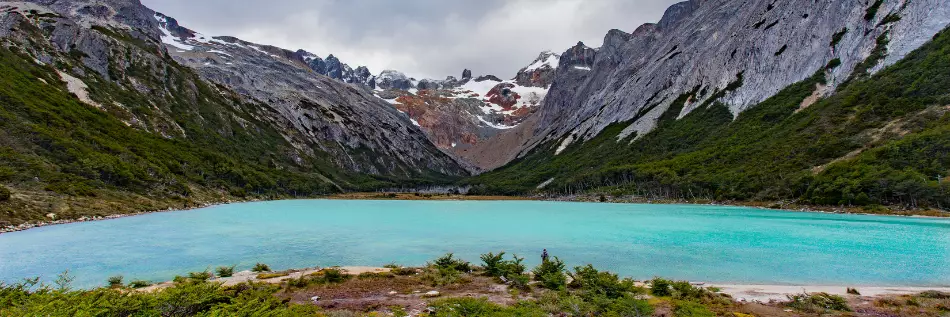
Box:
[542,249,549,262]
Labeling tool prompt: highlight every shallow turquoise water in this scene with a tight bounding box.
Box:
[1,200,948,288]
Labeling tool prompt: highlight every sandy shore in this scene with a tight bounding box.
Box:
[134,264,949,303]
[139,266,392,292]
[708,284,950,302]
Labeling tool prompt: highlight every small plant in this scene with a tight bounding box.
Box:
[786,292,851,313]
[390,266,417,276]
[107,275,124,288]
[256,272,290,280]
[252,263,271,272]
[433,253,471,272]
[919,290,950,299]
[650,277,673,297]
[319,268,347,283]
[673,300,715,317]
[532,256,566,290]
[421,265,463,287]
[128,279,151,288]
[188,270,213,282]
[847,287,861,295]
[383,262,400,269]
[0,185,10,201]
[216,265,235,278]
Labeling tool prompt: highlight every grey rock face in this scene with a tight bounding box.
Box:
[377,70,413,90]
[461,69,472,82]
[525,0,950,155]
[474,75,502,82]
[514,51,560,88]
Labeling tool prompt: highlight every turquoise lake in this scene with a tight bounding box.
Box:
[1,200,949,288]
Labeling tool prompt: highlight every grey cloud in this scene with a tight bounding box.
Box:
[142,0,680,79]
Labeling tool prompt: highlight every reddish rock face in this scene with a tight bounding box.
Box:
[485,83,521,111]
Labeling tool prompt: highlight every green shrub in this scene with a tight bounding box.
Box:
[215,265,235,278]
[831,28,848,47]
[786,292,851,313]
[650,277,673,297]
[128,280,151,288]
[252,263,271,272]
[673,300,715,317]
[433,253,471,272]
[919,290,950,299]
[568,264,641,299]
[106,275,124,288]
[390,266,417,276]
[480,251,525,279]
[319,268,347,283]
[421,265,463,287]
[188,270,213,282]
[0,186,10,201]
[532,256,566,290]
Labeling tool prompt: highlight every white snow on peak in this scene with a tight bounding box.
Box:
[573,66,592,71]
[523,52,560,72]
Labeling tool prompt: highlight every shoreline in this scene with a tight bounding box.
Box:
[2,193,946,234]
[132,265,950,303]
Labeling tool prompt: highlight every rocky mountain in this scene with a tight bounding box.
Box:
[469,0,950,211]
[0,0,466,226]
[151,12,464,176]
[522,0,950,154]
[372,63,549,165]
[514,50,559,88]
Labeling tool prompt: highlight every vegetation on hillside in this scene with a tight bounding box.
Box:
[0,22,458,226]
[468,27,950,212]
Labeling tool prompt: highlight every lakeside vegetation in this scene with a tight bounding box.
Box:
[3,253,948,316]
[467,27,950,215]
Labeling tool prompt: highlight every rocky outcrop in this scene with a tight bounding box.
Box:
[377,70,413,90]
[474,75,502,82]
[514,51,559,88]
[522,0,950,157]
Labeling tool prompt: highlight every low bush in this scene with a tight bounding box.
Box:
[106,275,123,288]
[390,266,417,276]
[532,256,567,290]
[188,270,213,282]
[252,263,271,272]
[568,264,642,299]
[421,265,463,287]
[358,272,395,279]
[786,292,851,313]
[215,265,235,278]
[256,272,289,280]
[0,186,10,201]
[433,253,471,272]
[650,277,673,297]
[847,287,861,295]
[128,280,151,288]
[674,300,716,317]
[480,251,526,280]
[920,290,950,299]
[318,268,347,283]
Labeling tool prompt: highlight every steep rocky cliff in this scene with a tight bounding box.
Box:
[524,0,950,155]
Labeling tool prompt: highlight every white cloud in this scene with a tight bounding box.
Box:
[142,0,680,79]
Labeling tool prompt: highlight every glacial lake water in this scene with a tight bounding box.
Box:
[1,200,949,288]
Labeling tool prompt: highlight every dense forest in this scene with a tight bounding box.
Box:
[468,28,950,212]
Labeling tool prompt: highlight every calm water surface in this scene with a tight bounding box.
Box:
[1,200,948,288]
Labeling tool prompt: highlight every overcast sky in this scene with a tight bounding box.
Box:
[141,0,680,79]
